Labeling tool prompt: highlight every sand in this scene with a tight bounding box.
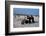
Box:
[13,16,39,28]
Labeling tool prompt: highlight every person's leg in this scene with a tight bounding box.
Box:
[29,19,31,23]
[32,17,34,23]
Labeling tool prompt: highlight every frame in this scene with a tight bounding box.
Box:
[5,1,45,35]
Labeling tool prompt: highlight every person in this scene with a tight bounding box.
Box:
[31,15,34,23]
[27,16,31,23]
[27,15,34,23]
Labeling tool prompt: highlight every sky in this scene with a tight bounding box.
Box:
[13,8,39,16]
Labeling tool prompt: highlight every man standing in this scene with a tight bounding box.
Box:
[27,15,34,23]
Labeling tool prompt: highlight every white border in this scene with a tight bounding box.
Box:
[10,5,43,33]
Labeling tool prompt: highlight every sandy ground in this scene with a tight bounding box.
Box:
[13,16,39,28]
